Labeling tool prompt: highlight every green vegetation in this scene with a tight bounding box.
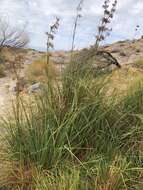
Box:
[1,1,143,189]
[1,59,143,189]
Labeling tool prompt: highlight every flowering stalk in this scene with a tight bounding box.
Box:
[46,17,60,65]
[71,0,84,57]
[134,25,140,39]
[95,0,117,50]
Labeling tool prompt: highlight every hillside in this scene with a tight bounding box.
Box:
[104,38,143,65]
[0,38,143,114]
[49,38,143,70]
[2,37,143,68]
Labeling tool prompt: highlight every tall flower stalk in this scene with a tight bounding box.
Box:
[46,17,60,66]
[71,0,84,57]
[134,25,140,39]
[95,0,117,50]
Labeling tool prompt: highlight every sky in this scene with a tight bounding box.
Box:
[0,0,142,51]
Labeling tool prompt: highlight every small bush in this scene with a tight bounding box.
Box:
[0,54,5,64]
[132,59,143,69]
[26,55,58,84]
[0,64,5,77]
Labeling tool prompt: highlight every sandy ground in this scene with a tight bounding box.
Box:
[0,77,15,116]
[0,52,43,116]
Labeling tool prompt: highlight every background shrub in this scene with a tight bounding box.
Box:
[0,64,5,77]
[26,55,58,84]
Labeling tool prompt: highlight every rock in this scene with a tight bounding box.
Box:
[110,48,120,53]
[119,52,126,57]
[51,56,65,64]
[10,84,17,93]
[28,82,41,94]
[51,51,70,65]
[136,49,140,53]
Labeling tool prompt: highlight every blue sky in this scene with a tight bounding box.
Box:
[0,0,143,50]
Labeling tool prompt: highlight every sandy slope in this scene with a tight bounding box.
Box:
[0,76,15,115]
[1,37,143,116]
[0,50,43,116]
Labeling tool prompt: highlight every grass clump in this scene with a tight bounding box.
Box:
[1,1,143,189]
[1,66,143,189]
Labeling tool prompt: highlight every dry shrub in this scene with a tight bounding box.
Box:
[0,64,5,77]
[132,59,143,69]
[26,55,58,84]
[2,162,37,190]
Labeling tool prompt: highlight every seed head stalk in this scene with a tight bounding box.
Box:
[46,17,60,69]
[71,0,84,59]
[95,0,117,51]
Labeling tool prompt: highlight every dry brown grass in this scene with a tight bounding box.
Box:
[26,55,59,84]
[105,66,143,98]
[0,64,5,77]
